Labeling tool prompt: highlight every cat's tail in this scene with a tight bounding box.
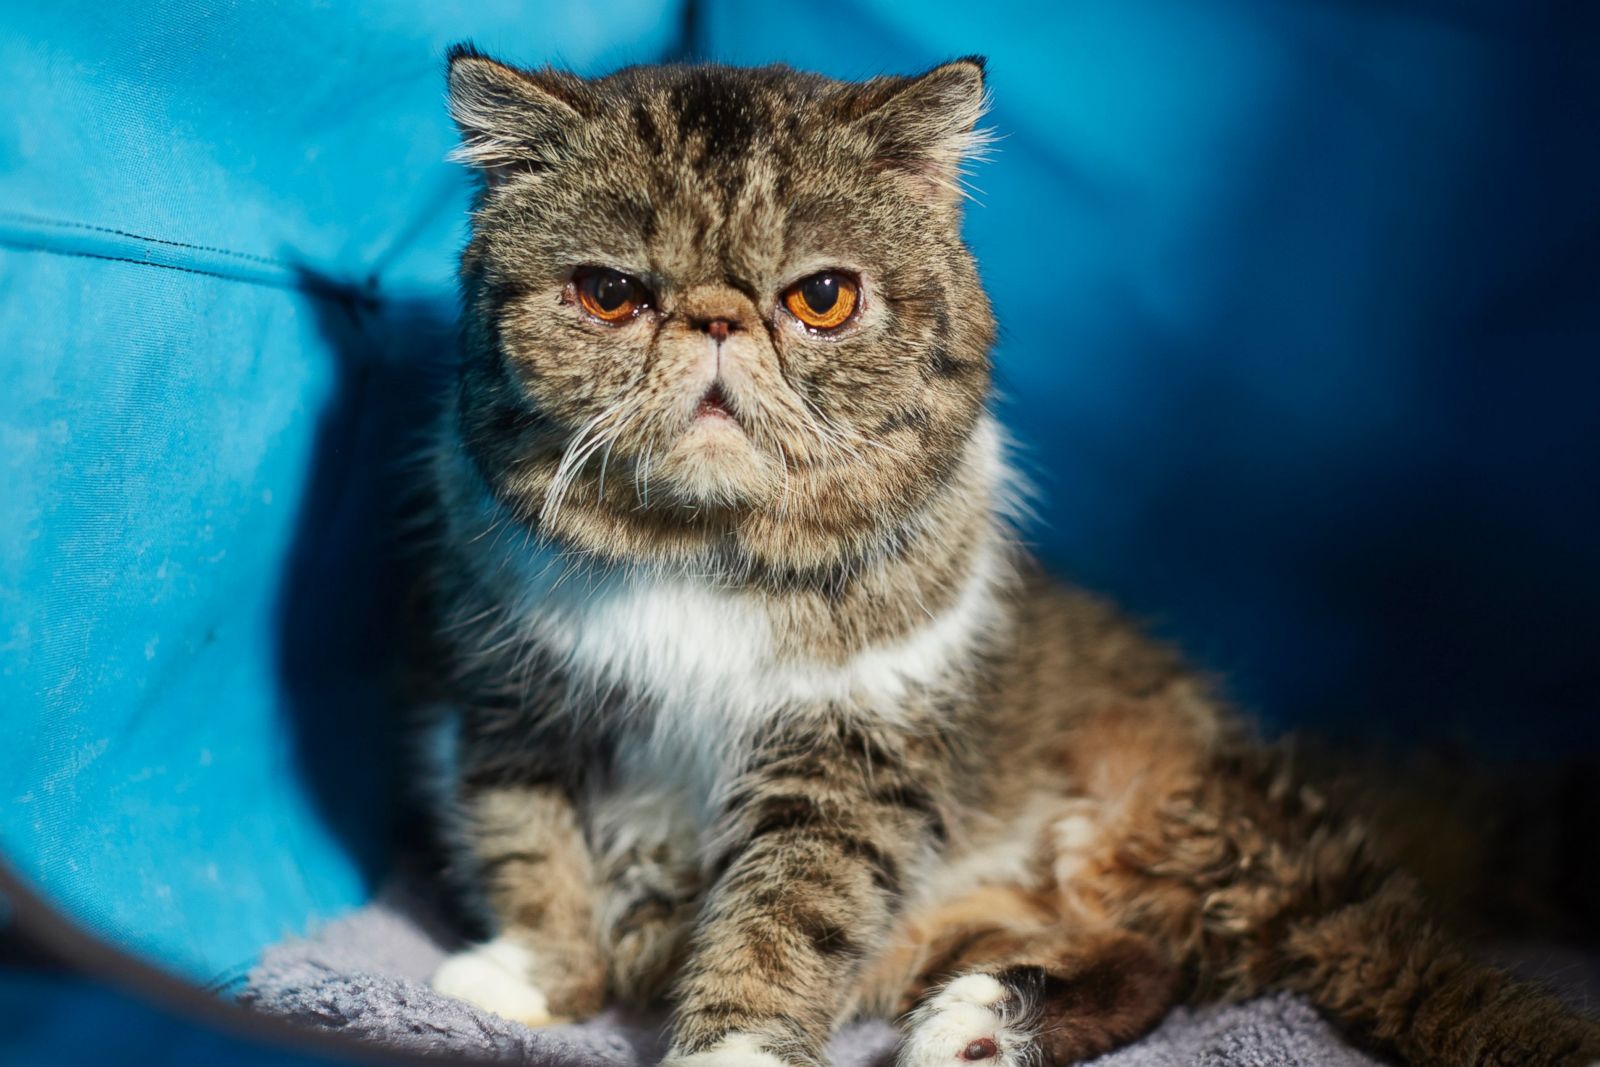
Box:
[1202,745,1600,1067]
[1087,730,1600,1067]
[1275,871,1600,1067]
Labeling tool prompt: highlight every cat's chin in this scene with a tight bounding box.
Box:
[648,418,781,508]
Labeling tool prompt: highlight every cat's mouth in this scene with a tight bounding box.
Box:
[646,376,771,506]
[693,382,735,422]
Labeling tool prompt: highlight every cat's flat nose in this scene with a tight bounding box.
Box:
[679,285,754,341]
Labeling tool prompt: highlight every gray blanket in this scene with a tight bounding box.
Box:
[241,882,1393,1066]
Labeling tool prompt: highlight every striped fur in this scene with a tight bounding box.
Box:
[417,50,1600,1067]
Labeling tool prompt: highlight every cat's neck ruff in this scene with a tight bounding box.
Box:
[443,416,1015,729]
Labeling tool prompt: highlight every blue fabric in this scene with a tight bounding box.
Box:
[2,0,1595,1008]
[701,0,1600,750]
[0,1,688,984]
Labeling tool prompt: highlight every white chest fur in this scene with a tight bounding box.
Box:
[440,435,1009,829]
[482,541,1002,728]
[455,488,1002,721]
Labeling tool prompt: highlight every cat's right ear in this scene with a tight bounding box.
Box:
[446,43,586,186]
[844,57,993,208]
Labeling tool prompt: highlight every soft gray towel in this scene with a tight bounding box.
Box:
[240,881,1398,1066]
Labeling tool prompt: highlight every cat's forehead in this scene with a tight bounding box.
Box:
[463,57,984,291]
[513,67,862,284]
[600,64,837,162]
[625,70,823,265]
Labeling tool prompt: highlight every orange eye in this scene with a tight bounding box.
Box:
[575,268,651,323]
[783,272,859,332]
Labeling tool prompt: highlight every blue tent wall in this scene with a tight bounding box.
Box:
[699,0,1600,753]
[0,0,688,983]
[2,0,1597,996]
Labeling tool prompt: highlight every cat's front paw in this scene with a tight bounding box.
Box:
[430,936,564,1027]
[897,974,1032,1067]
[660,1033,793,1067]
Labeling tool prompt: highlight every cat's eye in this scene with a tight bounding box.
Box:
[782,271,860,332]
[574,267,651,324]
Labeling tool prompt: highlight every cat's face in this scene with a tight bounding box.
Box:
[447,50,995,577]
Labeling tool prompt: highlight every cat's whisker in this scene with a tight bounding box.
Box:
[790,398,864,467]
[541,412,610,522]
[466,511,509,547]
[597,432,622,503]
[437,603,502,635]
[541,394,642,527]
[814,404,912,463]
[774,440,795,516]
[633,442,656,509]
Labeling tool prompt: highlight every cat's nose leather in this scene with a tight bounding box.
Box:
[678,285,754,340]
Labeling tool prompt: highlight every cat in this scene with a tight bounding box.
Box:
[416,44,1600,1067]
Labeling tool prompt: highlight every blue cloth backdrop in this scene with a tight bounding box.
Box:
[2,0,1596,1006]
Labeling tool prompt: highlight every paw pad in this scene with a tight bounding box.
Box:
[898,973,1029,1067]
[960,1037,999,1060]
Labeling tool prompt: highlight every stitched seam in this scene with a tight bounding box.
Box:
[0,239,379,308]
[0,211,295,269]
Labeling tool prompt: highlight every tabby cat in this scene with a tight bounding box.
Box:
[419,45,1600,1067]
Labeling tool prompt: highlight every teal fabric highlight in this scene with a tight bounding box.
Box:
[0,0,688,983]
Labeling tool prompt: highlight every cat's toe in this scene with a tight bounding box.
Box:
[430,936,563,1027]
[898,974,1031,1067]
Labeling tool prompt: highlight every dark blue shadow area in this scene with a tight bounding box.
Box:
[0,973,363,1067]
[703,0,1600,756]
[1007,3,1600,753]
[274,277,460,888]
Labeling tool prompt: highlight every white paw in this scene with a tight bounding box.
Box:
[898,974,1030,1066]
[661,1032,791,1067]
[430,936,556,1026]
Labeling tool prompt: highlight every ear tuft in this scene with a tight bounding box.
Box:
[445,45,585,184]
[850,58,994,207]
[445,39,492,66]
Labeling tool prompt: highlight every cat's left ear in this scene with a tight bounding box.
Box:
[846,57,992,207]
[445,42,588,186]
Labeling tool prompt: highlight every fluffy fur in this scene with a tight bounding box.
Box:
[415,47,1600,1067]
